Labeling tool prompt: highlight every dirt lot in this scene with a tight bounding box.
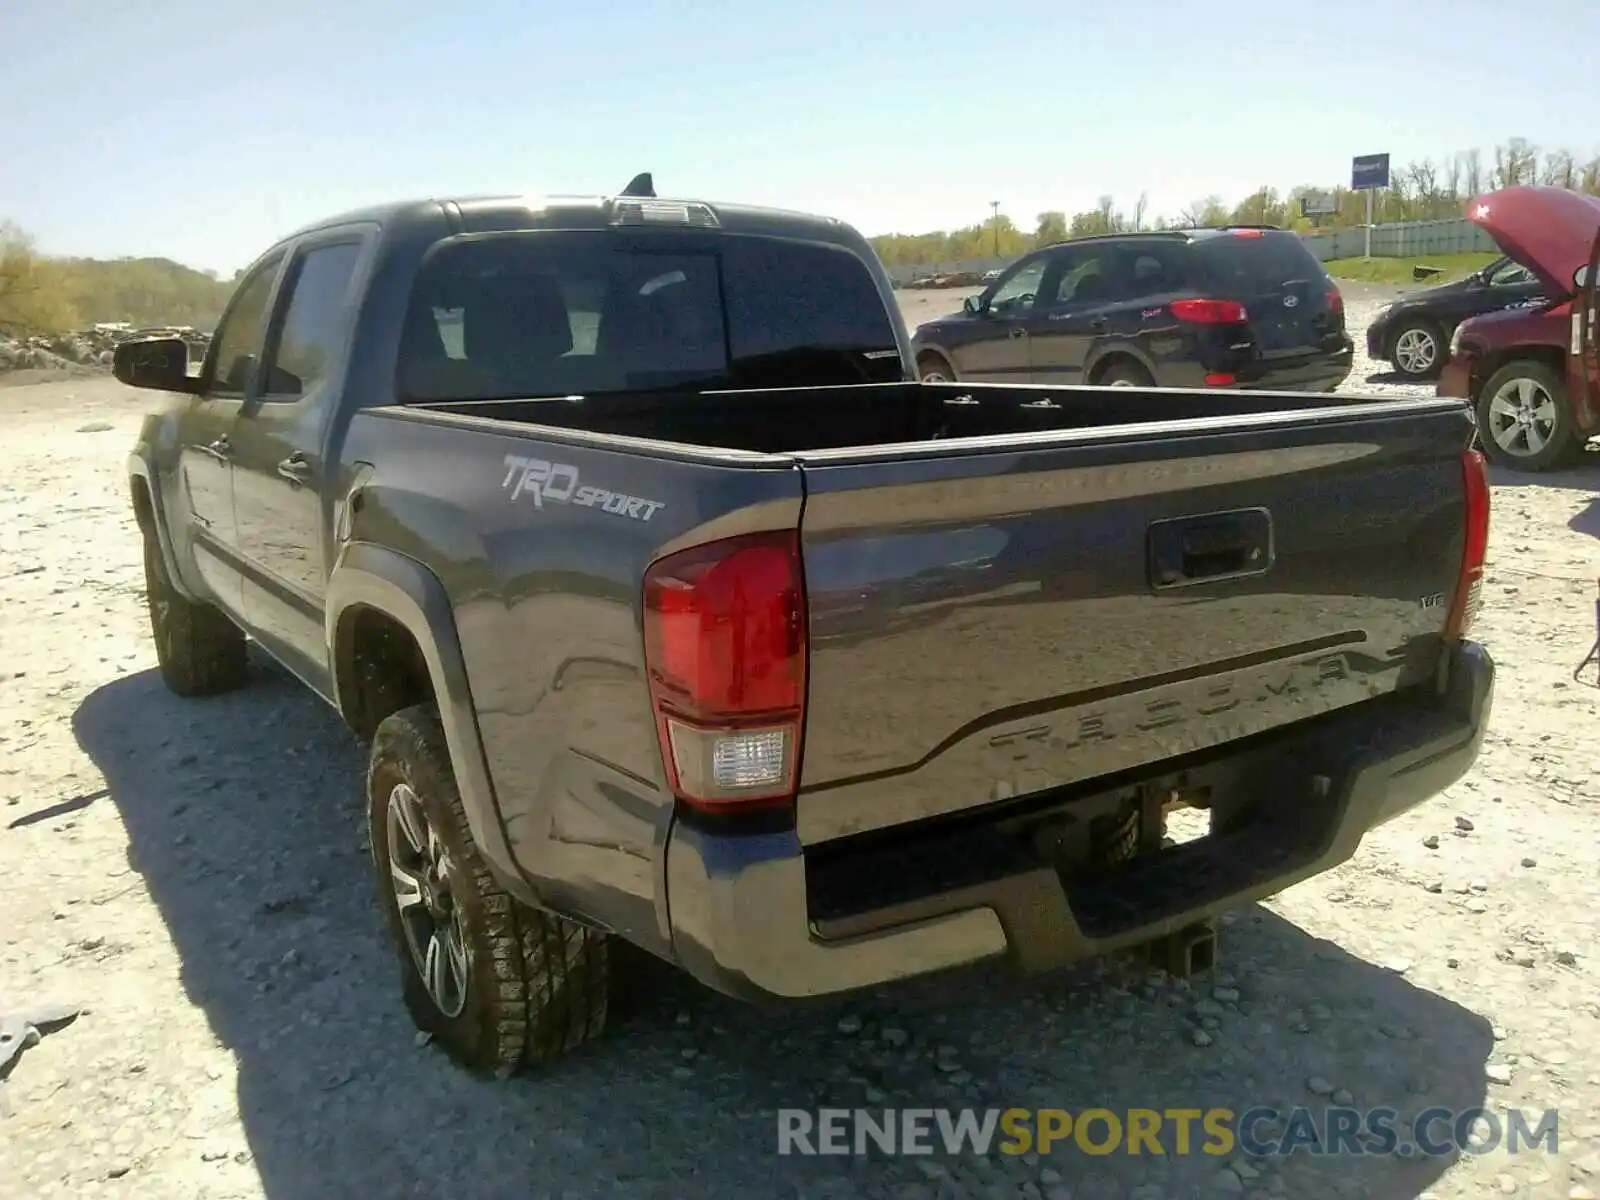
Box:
[3,289,1599,1200]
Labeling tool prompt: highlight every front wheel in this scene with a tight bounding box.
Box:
[1475,360,1583,472]
[141,532,249,697]
[367,704,612,1073]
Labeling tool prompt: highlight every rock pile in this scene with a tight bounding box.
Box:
[0,325,211,377]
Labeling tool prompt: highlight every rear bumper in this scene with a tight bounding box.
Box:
[662,640,1494,1001]
[1233,342,1354,393]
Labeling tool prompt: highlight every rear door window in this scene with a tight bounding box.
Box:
[1046,245,1127,308]
[261,241,363,400]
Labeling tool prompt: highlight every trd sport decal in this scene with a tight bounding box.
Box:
[501,454,665,522]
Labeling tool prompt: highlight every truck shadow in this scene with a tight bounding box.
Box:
[75,668,1494,1200]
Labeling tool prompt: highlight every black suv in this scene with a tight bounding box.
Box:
[1364,255,1544,381]
[911,227,1353,392]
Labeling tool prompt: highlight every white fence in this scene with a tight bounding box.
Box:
[883,216,1498,284]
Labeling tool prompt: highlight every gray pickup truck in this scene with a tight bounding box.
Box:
[119,179,1496,1075]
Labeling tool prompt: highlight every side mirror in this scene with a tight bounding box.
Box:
[963,294,986,316]
[1576,265,1593,290]
[113,336,196,393]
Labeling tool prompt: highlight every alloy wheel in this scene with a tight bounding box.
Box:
[1394,327,1438,375]
[385,782,470,1018]
[1487,376,1557,458]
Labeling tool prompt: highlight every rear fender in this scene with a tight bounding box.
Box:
[1086,342,1159,385]
[325,540,535,906]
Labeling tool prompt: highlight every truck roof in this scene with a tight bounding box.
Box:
[277,193,856,249]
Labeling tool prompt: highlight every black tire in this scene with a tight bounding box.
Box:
[142,532,249,697]
[1387,317,1446,381]
[367,704,611,1073]
[918,351,955,383]
[1097,359,1155,388]
[1475,360,1583,472]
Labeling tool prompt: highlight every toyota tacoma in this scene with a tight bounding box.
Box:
[120,177,1496,1074]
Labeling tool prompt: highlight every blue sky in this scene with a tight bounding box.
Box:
[1,0,1594,275]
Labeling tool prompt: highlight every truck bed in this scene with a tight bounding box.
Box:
[405,379,1452,456]
[375,381,1476,852]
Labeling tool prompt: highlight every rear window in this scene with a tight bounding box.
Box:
[1191,231,1329,295]
[396,231,902,402]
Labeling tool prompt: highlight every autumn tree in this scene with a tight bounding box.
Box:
[1034,211,1068,245]
[0,222,78,336]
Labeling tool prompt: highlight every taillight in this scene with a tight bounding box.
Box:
[642,530,807,812]
[1170,298,1249,324]
[1325,288,1344,314]
[1230,229,1266,238]
[1444,449,1490,640]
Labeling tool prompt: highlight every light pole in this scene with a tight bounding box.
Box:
[990,200,1001,258]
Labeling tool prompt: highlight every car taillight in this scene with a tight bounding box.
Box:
[1170,298,1249,324]
[642,530,807,812]
[1325,288,1343,314]
[1444,449,1490,640]
[1230,229,1266,238]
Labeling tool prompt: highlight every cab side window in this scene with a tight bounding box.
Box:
[988,256,1047,314]
[206,255,283,396]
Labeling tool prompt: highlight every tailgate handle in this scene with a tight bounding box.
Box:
[1148,509,1273,589]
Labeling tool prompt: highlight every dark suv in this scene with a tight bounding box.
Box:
[911,227,1353,392]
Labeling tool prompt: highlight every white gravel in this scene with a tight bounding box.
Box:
[2,289,1599,1199]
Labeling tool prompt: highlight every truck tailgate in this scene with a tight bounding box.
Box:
[793,399,1475,845]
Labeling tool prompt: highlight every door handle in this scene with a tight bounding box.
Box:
[1091,316,1107,330]
[277,452,314,486]
[1008,326,1027,339]
[203,435,231,461]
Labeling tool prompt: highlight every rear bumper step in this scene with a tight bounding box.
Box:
[661,641,1493,1000]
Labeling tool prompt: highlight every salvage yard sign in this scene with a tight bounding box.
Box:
[1351,153,1391,258]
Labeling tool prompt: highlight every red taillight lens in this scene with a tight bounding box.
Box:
[1230,229,1266,238]
[1325,288,1344,314]
[1170,298,1249,324]
[1204,372,1236,386]
[1445,449,1490,640]
[642,530,807,811]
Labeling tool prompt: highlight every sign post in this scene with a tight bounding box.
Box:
[1351,153,1390,261]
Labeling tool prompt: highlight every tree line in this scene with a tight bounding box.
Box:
[1,220,238,339]
[868,137,1600,268]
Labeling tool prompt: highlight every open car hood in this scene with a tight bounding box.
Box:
[1466,186,1600,298]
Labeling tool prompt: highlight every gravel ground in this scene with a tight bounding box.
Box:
[3,288,1599,1200]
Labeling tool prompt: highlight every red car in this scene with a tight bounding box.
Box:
[1437,186,1600,471]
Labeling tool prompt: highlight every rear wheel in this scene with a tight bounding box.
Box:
[142,532,249,697]
[1388,318,1444,380]
[1097,359,1155,388]
[1476,360,1583,472]
[368,704,612,1073]
[918,352,955,383]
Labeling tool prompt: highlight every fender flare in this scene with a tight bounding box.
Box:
[325,540,538,907]
[127,450,203,604]
[912,342,958,378]
[1084,341,1159,385]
